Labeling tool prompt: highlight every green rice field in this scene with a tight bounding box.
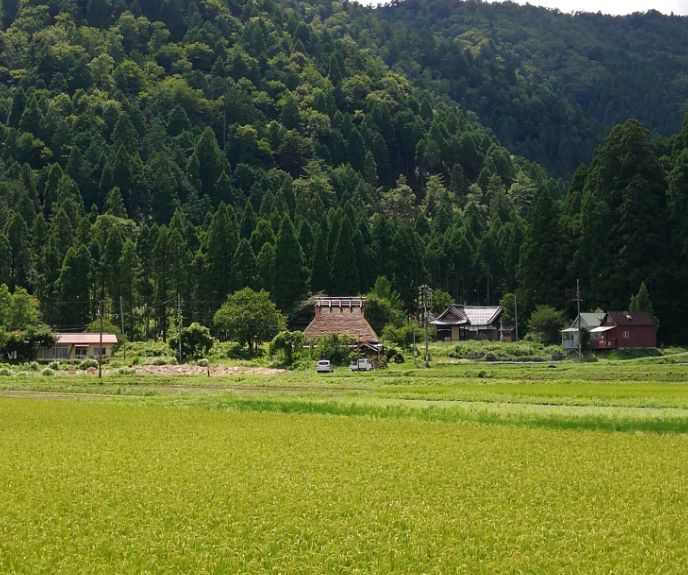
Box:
[1,360,688,573]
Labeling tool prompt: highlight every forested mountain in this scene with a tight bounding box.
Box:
[0,0,686,345]
[341,0,688,176]
[0,0,553,334]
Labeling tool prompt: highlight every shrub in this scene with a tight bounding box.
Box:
[0,367,12,376]
[27,361,39,371]
[169,323,215,360]
[41,368,54,376]
[450,340,565,362]
[48,361,60,371]
[269,331,305,366]
[196,358,209,367]
[528,305,566,345]
[310,334,356,366]
[79,358,99,370]
[117,367,136,375]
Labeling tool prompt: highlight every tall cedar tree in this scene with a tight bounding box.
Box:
[517,186,563,313]
[232,239,258,291]
[329,218,360,295]
[274,215,308,310]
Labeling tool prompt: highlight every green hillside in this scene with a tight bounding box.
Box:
[345,0,688,176]
[0,0,686,346]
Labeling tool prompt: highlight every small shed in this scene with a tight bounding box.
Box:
[303,297,380,346]
[39,333,118,360]
[590,311,656,350]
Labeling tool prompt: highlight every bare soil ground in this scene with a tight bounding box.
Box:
[49,365,287,377]
[130,365,286,376]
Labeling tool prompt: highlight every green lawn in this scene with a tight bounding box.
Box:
[1,361,688,572]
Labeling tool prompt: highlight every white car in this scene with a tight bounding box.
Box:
[316,359,333,373]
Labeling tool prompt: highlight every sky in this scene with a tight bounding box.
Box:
[355,0,688,16]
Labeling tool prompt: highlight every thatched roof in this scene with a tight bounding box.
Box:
[303,297,379,343]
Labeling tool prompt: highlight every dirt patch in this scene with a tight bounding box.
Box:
[130,365,286,376]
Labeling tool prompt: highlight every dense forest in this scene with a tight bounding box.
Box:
[0,0,686,347]
[342,0,688,175]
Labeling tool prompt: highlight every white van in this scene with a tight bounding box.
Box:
[349,358,373,371]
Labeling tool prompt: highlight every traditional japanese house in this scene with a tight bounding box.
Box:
[303,296,380,347]
[431,305,502,341]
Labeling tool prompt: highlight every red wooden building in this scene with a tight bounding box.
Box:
[589,311,657,349]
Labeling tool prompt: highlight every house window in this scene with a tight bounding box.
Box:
[623,330,630,339]
[75,347,88,358]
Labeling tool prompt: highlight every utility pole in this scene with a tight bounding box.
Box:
[177,293,183,364]
[514,293,519,341]
[576,278,582,361]
[98,295,104,380]
[119,295,126,362]
[418,284,432,368]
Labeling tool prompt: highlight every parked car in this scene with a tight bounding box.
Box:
[349,358,373,371]
[316,359,333,373]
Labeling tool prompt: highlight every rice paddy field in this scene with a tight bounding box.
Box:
[1,359,688,573]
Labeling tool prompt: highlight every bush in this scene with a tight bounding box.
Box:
[382,322,434,348]
[0,367,12,376]
[151,356,177,366]
[269,331,305,367]
[41,368,54,376]
[450,340,565,362]
[26,361,39,371]
[118,367,136,375]
[79,358,99,370]
[310,334,356,366]
[196,358,209,367]
[528,305,566,345]
[169,322,215,360]
[48,361,60,371]
[209,340,254,360]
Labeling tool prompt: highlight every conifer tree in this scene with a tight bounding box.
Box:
[274,215,308,310]
[310,225,329,293]
[5,212,32,290]
[240,201,258,238]
[118,238,141,340]
[204,204,238,305]
[518,186,563,312]
[58,244,92,327]
[329,218,359,295]
[188,127,226,205]
[232,239,258,290]
[103,228,123,305]
[250,218,275,253]
[0,233,11,286]
[257,242,276,296]
[629,282,654,314]
[105,187,127,218]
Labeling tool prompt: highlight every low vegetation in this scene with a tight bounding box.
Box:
[1,381,687,573]
[449,340,565,362]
